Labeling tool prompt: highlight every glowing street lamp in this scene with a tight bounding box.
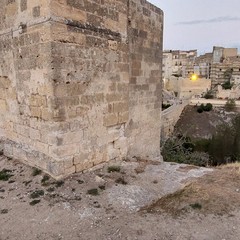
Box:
[190,74,198,81]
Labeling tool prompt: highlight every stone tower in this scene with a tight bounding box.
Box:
[0,0,163,179]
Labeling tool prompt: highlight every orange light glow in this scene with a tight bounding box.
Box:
[191,74,198,81]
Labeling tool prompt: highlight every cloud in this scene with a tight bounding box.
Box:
[177,16,240,25]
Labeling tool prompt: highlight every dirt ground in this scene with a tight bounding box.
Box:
[1,154,240,240]
[174,106,239,140]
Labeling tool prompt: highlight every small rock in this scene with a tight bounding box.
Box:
[95,176,105,183]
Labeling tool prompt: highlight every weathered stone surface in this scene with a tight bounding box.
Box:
[0,0,163,179]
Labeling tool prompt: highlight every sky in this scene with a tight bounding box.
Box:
[148,0,240,54]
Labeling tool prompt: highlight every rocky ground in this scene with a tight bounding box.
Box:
[1,154,240,240]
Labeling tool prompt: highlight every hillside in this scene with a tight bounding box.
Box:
[174,105,238,140]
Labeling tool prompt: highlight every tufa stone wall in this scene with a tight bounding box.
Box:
[0,0,163,179]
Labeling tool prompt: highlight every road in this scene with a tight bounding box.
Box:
[190,98,240,107]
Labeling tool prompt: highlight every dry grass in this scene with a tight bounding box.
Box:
[141,165,240,216]
[220,162,240,174]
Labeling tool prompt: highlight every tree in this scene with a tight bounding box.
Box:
[162,135,209,166]
[203,103,213,112]
[204,91,214,99]
[196,103,213,113]
[231,115,240,160]
[208,114,240,165]
[208,123,234,165]
[221,80,233,90]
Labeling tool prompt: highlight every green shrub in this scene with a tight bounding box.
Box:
[107,165,121,173]
[1,209,8,214]
[0,169,13,181]
[115,177,127,185]
[222,80,233,90]
[46,187,55,193]
[77,180,84,184]
[223,69,233,82]
[204,91,214,99]
[194,139,211,152]
[30,190,44,199]
[29,200,41,206]
[203,103,213,112]
[196,103,213,113]
[209,115,240,165]
[162,115,240,167]
[41,174,50,186]
[98,185,106,190]
[190,203,202,210]
[87,188,99,196]
[54,180,64,188]
[162,137,209,167]
[32,167,42,176]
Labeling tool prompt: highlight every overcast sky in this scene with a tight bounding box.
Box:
[148,0,240,54]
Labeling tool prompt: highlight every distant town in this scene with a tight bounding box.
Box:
[162,46,240,100]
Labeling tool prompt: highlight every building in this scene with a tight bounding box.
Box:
[192,46,240,90]
[163,46,240,94]
[210,47,240,88]
[0,0,163,179]
[164,76,211,99]
[194,52,213,79]
[162,49,197,80]
[213,46,238,63]
[162,49,213,99]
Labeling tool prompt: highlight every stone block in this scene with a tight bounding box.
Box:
[29,128,41,141]
[113,102,129,113]
[59,130,84,145]
[103,113,119,127]
[64,165,76,176]
[49,144,79,158]
[0,76,11,89]
[47,161,65,177]
[12,147,28,161]
[32,6,41,18]
[51,0,86,22]
[118,111,129,124]
[29,95,47,107]
[54,83,88,97]
[3,143,13,157]
[75,160,94,173]
[20,0,27,12]
[6,1,18,16]
[63,157,74,169]
[34,141,49,156]
[30,107,42,118]
[0,100,7,112]
[41,108,53,121]
[73,152,90,165]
